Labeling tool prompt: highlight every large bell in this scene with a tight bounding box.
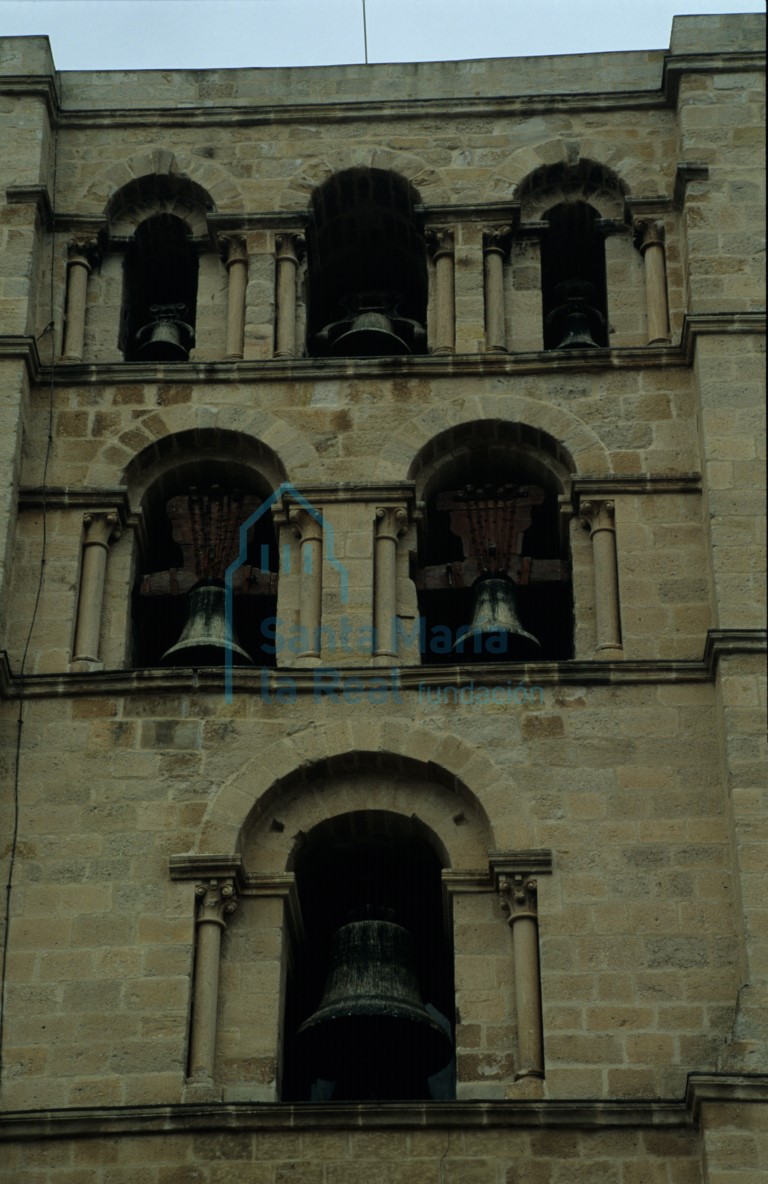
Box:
[328,310,411,358]
[547,280,604,350]
[160,580,254,667]
[456,576,541,660]
[136,303,194,361]
[296,915,452,1099]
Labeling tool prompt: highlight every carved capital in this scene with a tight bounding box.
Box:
[633,218,665,254]
[195,879,238,928]
[219,234,248,267]
[82,510,121,548]
[579,499,615,535]
[483,225,512,257]
[375,506,409,541]
[426,227,455,260]
[67,236,100,270]
[275,232,305,264]
[498,874,539,925]
[289,506,323,543]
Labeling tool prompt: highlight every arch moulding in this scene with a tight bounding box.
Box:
[84,147,245,218]
[86,405,319,492]
[281,149,451,210]
[194,722,518,861]
[375,393,613,483]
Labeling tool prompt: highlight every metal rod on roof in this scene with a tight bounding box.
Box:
[362,0,369,64]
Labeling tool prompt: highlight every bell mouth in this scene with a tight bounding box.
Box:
[454,575,541,660]
[160,579,254,667]
[295,918,453,1090]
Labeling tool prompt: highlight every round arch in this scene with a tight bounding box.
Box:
[194,722,520,860]
[280,148,451,210]
[369,394,613,482]
[84,405,318,491]
[85,147,245,219]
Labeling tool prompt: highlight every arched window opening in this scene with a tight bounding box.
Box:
[133,461,278,667]
[282,812,455,1101]
[412,427,573,664]
[121,213,198,361]
[306,168,427,358]
[541,201,608,349]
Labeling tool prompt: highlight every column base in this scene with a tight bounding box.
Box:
[182,1079,222,1103]
[68,658,104,673]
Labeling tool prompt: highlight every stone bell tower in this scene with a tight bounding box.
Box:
[0,13,765,1182]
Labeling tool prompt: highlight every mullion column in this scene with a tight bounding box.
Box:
[71,510,121,672]
[580,498,623,658]
[188,878,238,1083]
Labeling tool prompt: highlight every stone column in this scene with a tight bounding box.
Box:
[373,506,408,661]
[221,235,248,360]
[71,511,121,671]
[498,874,544,1080]
[427,228,455,354]
[635,219,671,345]
[62,237,99,362]
[274,233,304,358]
[188,878,238,1082]
[483,226,511,352]
[580,499,623,658]
[290,507,323,660]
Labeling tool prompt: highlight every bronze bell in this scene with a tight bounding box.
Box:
[296,915,452,1099]
[329,309,411,357]
[136,303,194,361]
[160,580,254,667]
[456,576,541,659]
[547,280,605,350]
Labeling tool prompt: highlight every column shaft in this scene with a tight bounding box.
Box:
[275,234,303,358]
[223,236,248,359]
[374,507,408,659]
[511,913,544,1078]
[188,881,237,1082]
[499,875,544,1080]
[71,512,120,670]
[428,229,455,354]
[62,239,98,362]
[291,509,323,660]
[483,227,511,352]
[636,220,671,345]
[581,500,623,657]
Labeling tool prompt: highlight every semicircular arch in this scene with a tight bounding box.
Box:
[369,393,612,483]
[194,721,530,864]
[85,405,319,494]
[84,147,244,219]
[279,150,451,210]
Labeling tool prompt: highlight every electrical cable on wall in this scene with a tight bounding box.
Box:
[0,137,59,1086]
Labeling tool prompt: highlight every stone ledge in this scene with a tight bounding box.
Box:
[2,631,765,702]
[2,1074,765,1141]
[2,312,763,384]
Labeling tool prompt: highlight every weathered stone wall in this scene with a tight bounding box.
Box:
[0,13,765,1183]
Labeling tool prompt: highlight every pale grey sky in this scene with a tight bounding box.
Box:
[0,0,764,70]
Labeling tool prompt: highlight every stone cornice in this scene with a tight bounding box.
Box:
[680,311,766,361]
[53,89,670,132]
[1,632,765,702]
[663,51,765,103]
[18,486,132,520]
[5,184,54,227]
[6,1074,768,1139]
[3,312,759,387]
[0,74,59,120]
[572,474,701,499]
[169,856,304,945]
